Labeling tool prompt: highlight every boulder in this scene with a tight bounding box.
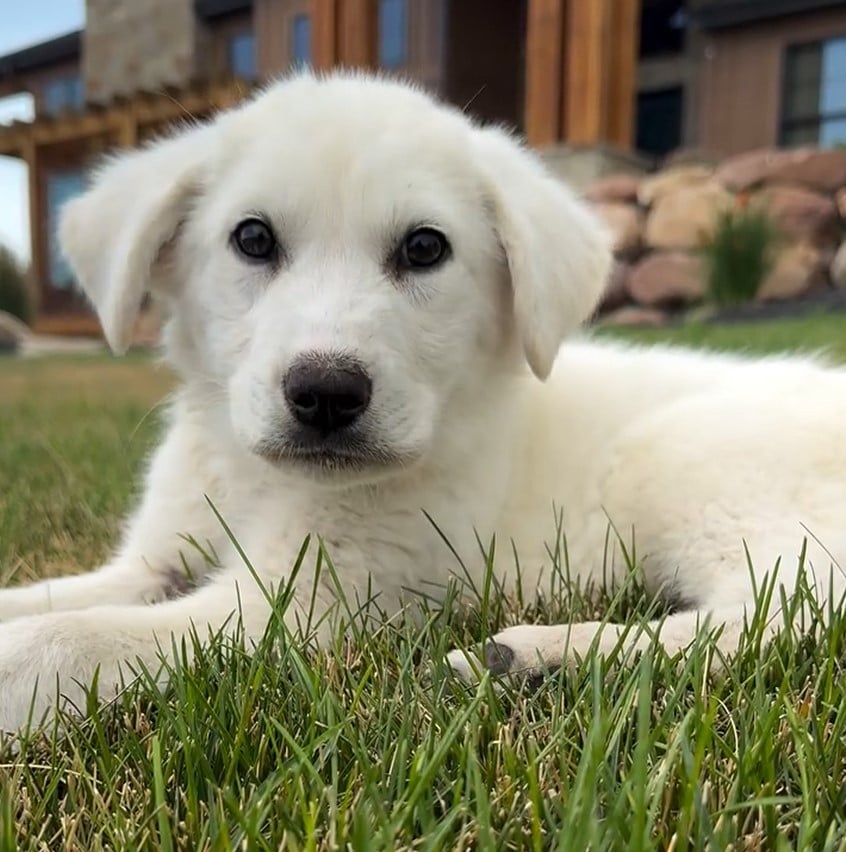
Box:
[757,243,830,301]
[753,185,839,247]
[645,181,734,250]
[584,174,641,204]
[597,261,631,313]
[638,164,714,207]
[627,251,706,307]
[716,148,813,192]
[836,186,846,220]
[765,149,846,193]
[593,202,643,256]
[597,306,668,327]
[830,241,846,289]
[0,310,31,354]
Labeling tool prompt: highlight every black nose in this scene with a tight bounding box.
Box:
[283,360,372,432]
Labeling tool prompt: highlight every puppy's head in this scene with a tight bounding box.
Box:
[60,72,611,484]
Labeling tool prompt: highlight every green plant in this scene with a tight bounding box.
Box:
[701,202,780,308]
[0,244,31,324]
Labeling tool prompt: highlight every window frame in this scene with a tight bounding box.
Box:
[779,33,846,147]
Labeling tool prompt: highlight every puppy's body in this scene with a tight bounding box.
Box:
[0,73,843,732]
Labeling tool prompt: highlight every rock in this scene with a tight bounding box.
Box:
[830,242,846,289]
[766,149,846,193]
[645,181,735,250]
[597,261,631,313]
[716,147,814,192]
[593,202,643,256]
[661,148,722,169]
[753,185,839,247]
[597,306,668,327]
[638,164,714,207]
[584,174,641,204]
[627,251,706,307]
[836,186,846,219]
[721,146,846,193]
[0,310,31,353]
[757,243,830,301]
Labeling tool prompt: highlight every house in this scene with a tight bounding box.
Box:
[0,0,844,334]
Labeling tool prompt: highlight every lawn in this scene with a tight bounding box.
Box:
[1,319,845,851]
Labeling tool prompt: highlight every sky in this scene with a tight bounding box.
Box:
[0,1,85,263]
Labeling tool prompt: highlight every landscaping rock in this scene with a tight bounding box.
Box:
[830,241,846,289]
[584,174,640,204]
[716,147,813,192]
[627,251,706,307]
[765,148,846,193]
[0,310,31,354]
[638,164,714,207]
[593,202,643,256]
[597,261,631,313]
[597,306,668,327]
[757,243,830,301]
[753,185,839,247]
[645,181,734,250]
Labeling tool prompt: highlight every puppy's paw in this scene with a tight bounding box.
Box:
[446,624,570,685]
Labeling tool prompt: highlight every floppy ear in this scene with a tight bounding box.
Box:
[474,127,613,380]
[59,124,212,354]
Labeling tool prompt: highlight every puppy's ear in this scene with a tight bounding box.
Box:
[474,127,613,380]
[59,124,212,353]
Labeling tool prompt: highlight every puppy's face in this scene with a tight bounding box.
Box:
[61,74,611,485]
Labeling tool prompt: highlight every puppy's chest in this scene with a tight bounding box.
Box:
[230,489,485,596]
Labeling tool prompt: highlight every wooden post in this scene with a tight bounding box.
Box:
[337,0,377,67]
[606,0,641,149]
[523,0,565,147]
[562,0,640,148]
[311,0,338,69]
[21,138,44,316]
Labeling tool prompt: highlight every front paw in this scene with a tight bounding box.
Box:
[446,624,570,684]
[0,613,126,734]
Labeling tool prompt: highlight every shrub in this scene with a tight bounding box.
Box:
[0,244,31,323]
[701,199,780,308]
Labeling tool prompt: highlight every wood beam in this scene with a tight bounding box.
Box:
[337,0,377,68]
[311,0,339,69]
[562,0,640,148]
[563,0,612,146]
[21,138,43,316]
[523,0,565,147]
[606,0,641,149]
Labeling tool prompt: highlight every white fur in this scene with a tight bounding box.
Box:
[1,72,844,733]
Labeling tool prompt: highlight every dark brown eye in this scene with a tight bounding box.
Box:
[399,228,450,270]
[232,218,277,261]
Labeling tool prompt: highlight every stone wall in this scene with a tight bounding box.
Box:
[83,0,203,103]
[586,148,846,326]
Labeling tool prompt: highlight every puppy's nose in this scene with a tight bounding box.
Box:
[284,360,372,432]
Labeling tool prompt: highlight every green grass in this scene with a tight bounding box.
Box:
[1,320,846,851]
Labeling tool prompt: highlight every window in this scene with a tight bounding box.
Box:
[43,75,84,116]
[228,31,257,80]
[636,88,684,157]
[379,0,407,68]
[291,14,311,67]
[46,170,87,289]
[781,36,846,147]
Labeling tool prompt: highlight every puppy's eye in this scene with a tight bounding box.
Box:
[232,218,277,262]
[399,228,450,270]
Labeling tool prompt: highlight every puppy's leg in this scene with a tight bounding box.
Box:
[447,552,839,683]
[0,568,275,734]
[0,417,230,622]
[447,603,765,683]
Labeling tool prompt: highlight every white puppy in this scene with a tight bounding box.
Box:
[0,72,844,733]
